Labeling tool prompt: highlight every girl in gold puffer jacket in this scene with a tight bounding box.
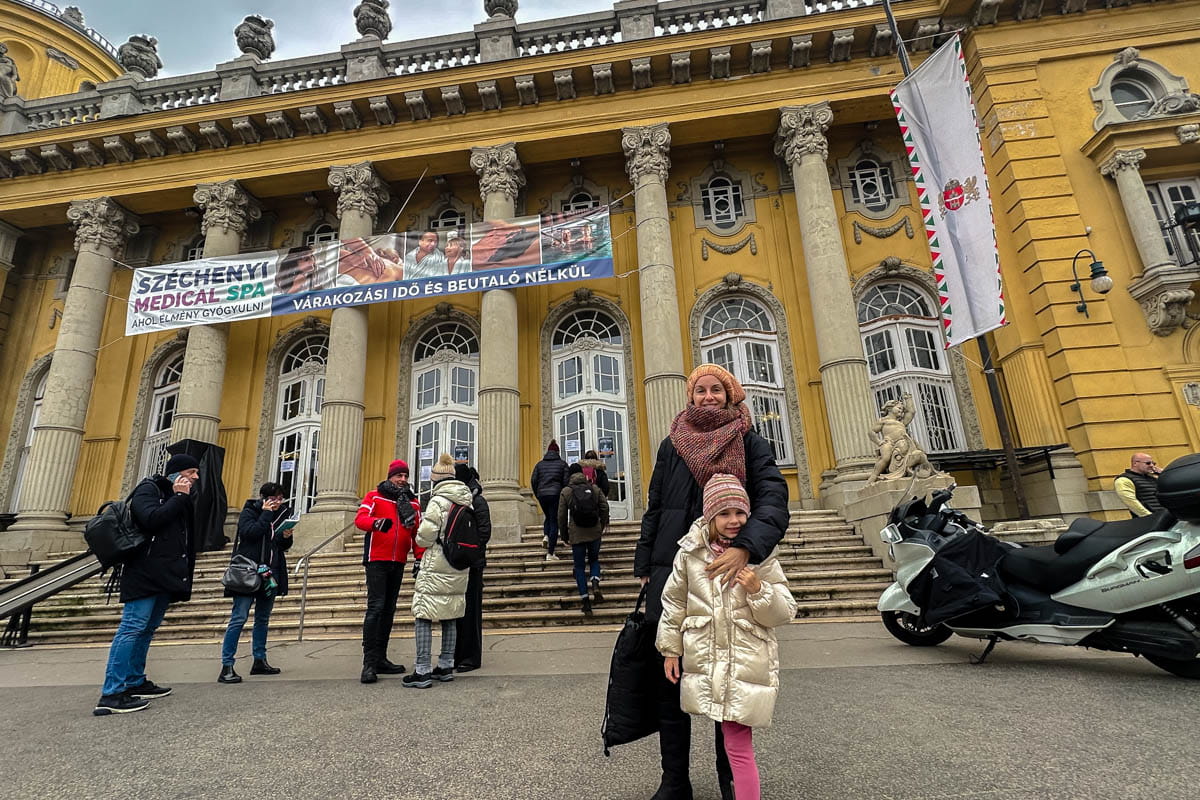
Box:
[656,474,797,800]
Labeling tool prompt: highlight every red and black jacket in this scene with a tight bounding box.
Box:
[355,482,423,565]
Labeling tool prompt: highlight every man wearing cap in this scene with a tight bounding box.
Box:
[94,453,202,715]
[354,459,423,684]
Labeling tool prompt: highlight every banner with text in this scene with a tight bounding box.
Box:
[126,208,613,335]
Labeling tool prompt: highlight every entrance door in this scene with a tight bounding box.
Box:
[408,322,479,502]
[271,335,327,513]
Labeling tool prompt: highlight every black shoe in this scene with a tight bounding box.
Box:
[127,679,172,699]
[217,665,242,684]
[454,663,480,673]
[377,660,406,675]
[402,672,433,689]
[93,693,150,716]
[582,596,593,616]
[719,779,735,800]
[431,666,454,682]
[250,659,281,675]
[360,665,378,684]
[650,783,694,800]
[591,577,604,602]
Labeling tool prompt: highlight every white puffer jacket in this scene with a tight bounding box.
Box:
[410,479,473,621]
[656,517,797,728]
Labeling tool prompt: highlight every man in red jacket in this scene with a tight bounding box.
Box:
[355,459,423,684]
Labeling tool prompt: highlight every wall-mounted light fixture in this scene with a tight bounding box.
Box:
[1071,249,1113,317]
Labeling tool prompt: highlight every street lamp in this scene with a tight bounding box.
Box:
[1071,249,1113,317]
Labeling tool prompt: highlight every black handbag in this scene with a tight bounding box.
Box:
[601,586,663,755]
[221,527,268,595]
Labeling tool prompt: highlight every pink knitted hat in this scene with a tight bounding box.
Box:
[703,473,750,521]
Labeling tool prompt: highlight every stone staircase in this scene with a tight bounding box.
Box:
[0,509,891,645]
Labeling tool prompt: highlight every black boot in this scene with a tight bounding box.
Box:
[719,780,735,800]
[581,596,593,616]
[250,658,280,675]
[217,665,242,684]
[360,663,378,684]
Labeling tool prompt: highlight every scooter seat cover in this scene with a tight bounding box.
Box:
[999,511,1175,594]
[1054,517,1105,554]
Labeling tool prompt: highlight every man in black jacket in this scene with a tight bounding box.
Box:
[94,453,200,715]
[530,440,570,560]
[453,463,491,672]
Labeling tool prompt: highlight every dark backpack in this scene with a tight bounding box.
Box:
[570,482,600,528]
[439,502,483,570]
[83,493,146,569]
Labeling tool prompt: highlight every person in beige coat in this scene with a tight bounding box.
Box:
[403,453,472,689]
[657,474,796,800]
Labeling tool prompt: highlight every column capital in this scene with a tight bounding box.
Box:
[470,142,525,203]
[193,180,262,239]
[775,102,834,164]
[1099,148,1146,178]
[66,196,140,252]
[328,161,390,220]
[621,123,671,185]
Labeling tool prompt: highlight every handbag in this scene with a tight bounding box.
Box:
[601,586,662,755]
[221,525,269,595]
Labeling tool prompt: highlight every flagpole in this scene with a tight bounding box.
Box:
[881,0,1030,517]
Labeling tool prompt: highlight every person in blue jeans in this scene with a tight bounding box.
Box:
[557,463,610,615]
[530,440,570,561]
[218,482,294,684]
[94,453,201,716]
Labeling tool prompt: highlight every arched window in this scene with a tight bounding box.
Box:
[272,335,327,513]
[1089,48,1191,130]
[699,297,792,464]
[139,354,184,478]
[562,191,600,213]
[1110,75,1159,119]
[9,371,47,513]
[700,176,744,230]
[848,158,896,214]
[431,207,466,234]
[857,283,965,453]
[410,322,479,500]
[305,223,337,247]
[551,309,631,519]
[184,236,205,262]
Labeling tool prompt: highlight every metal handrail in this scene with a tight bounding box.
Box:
[292,521,357,641]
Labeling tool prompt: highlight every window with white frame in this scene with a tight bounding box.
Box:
[431,207,467,234]
[410,322,479,501]
[700,176,745,231]
[1089,49,1192,130]
[184,237,205,262]
[848,158,897,215]
[551,309,631,520]
[857,283,965,454]
[305,223,338,247]
[562,191,600,212]
[9,371,48,513]
[1110,74,1160,119]
[1146,177,1200,268]
[140,354,184,478]
[272,335,327,514]
[699,297,793,465]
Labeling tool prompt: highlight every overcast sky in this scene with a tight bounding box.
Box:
[72,1,605,76]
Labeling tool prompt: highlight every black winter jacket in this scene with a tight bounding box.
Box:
[466,478,493,567]
[121,476,197,604]
[530,451,570,500]
[226,499,295,598]
[635,432,789,619]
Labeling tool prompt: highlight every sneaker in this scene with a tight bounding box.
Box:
[591,577,604,602]
[377,660,406,675]
[431,666,455,682]
[402,672,433,689]
[542,534,549,550]
[127,679,172,699]
[545,553,558,562]
[93,693,149,716]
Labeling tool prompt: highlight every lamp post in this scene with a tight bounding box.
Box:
[1070,249,1114,317]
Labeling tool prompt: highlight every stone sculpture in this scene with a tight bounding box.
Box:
[0,44,19,99]
[867,393,939,485]
[118,35,162,79]
[235,15,275,60]
[354,0,392,40]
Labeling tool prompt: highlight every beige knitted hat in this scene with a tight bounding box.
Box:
[430,453,456,481]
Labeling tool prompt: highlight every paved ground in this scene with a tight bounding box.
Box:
[1,621,1197,800]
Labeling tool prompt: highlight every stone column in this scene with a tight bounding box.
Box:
[170,181,261,445]
[775,103,876,495]
[7,198,138,552]
[300,162,389,553]
[621,124,687,445]
[1100,148,1198,336]
[469,143,525,542]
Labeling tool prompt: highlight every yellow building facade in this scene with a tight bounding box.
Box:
[0,0,1197,561]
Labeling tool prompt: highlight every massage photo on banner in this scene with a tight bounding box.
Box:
[125,207,615,335]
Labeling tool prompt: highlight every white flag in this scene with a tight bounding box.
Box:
[891,34,1005,347]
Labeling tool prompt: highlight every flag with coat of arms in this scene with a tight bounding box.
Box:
[890,34,1005,347]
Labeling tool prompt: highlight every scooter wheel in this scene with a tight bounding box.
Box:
[881,610,953,646]
[1145,655,1200,679]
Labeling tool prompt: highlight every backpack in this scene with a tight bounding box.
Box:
[439,502,483,570]
[570,482,601,528]
[83,493,146,569]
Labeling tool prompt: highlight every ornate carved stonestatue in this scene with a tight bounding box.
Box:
[66,197,140,252]
[485,0,519,18]
[118,35,162,79]
[62,6,86,26]
[621,123,671,185]
[0,44,19,99]
[1138,91,1200,119]
[470,143,525,203]
[328,162,390,220]
[866,394,939,485]
[775,102,834,164]
[193,181,262,239]
[235,15,275,60]
[354,0,392,40]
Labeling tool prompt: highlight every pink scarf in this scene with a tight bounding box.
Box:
[669,404,751,488]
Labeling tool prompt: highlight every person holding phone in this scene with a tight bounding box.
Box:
[218,482,294,684]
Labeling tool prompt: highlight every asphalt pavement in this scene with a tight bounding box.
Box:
[0,621,1196,800]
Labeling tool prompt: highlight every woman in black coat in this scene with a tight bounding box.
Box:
[635,364,789,800]
[218,482,294,683]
